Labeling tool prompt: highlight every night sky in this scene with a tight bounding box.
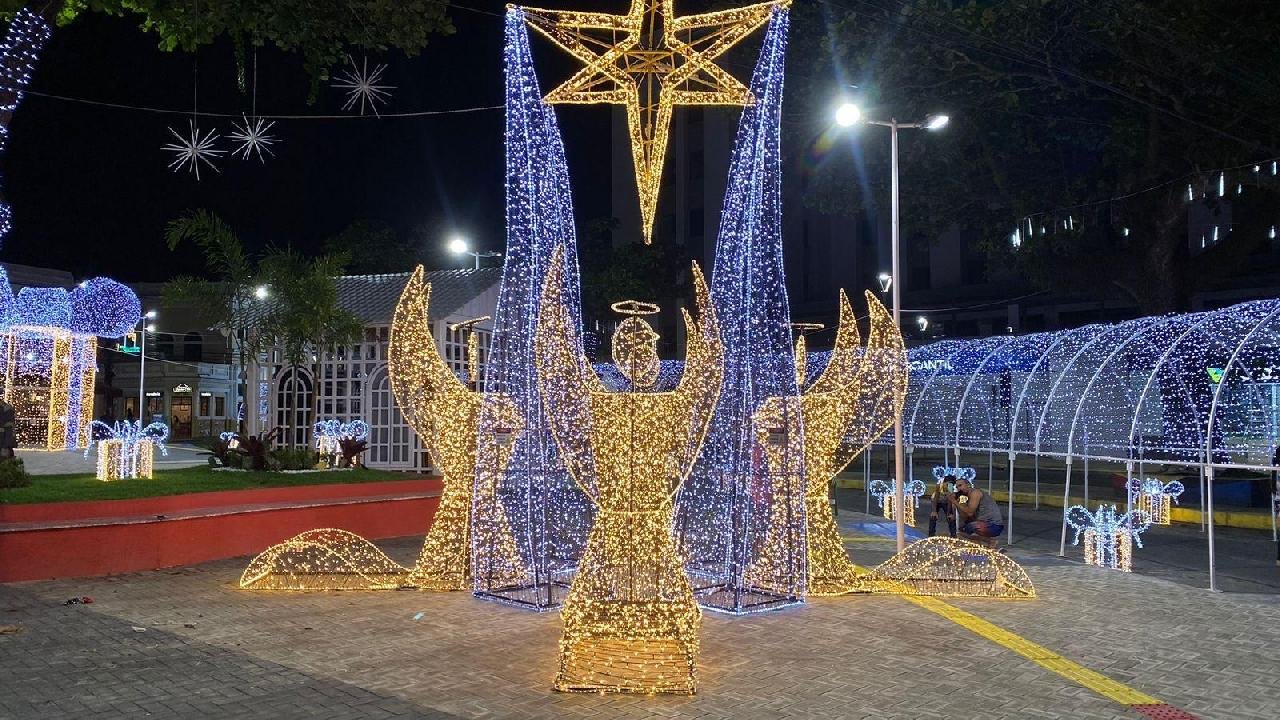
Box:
[1,1,621,281]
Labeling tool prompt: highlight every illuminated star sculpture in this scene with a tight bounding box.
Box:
[162,120,223,180]
[520,0,787,245]
[332,55,394,116]
[228,115,279,162]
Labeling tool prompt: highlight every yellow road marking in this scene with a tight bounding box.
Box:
[900,594,1161,707]
[844,556,1164,709]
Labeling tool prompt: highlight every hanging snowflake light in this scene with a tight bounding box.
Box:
[228,114,278,162]
[332,56,393,116]
[162,119,223,179]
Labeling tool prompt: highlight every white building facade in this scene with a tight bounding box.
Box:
[253,268,501,472]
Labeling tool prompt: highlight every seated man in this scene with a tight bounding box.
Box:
[948,476,1004,549]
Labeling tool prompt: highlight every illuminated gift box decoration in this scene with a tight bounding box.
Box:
[88,420,169,480]
[1127,477,1184,525]
[869,478,926,526]
[1066,504,1152,572]
[0,272,140,450]
[312,418,369,466]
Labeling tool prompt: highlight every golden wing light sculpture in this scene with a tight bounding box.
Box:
[388,267,528,592]
[535,247,723,694]
[749,290,909,596]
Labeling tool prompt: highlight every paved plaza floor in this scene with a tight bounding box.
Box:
[16,445,209,476]
[1,522,1278,719]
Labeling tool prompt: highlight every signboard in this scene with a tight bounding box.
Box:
[172,383,192,393]
[1206,367,1225,384]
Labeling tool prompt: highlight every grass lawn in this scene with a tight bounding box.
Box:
[0,466,420,505]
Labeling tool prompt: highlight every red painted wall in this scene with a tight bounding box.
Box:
[0,479,442,583]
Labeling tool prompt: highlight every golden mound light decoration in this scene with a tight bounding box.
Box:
[239,528,409,591]
[749,290,908,596]
[535,247,723,694]
[389,268,528,592]
[867,537,1036,599]
[520,0,787,245]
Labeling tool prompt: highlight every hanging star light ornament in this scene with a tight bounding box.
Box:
[521,0,788,245]
[162,119,223,180]
[228,115,278,162]
[332,55,394,116]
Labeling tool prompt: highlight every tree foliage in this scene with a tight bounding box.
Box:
[322,219,422,275]
[29,0,453,97]
[791,0,1280,313]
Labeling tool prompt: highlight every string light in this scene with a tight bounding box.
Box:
[534,247,723,694]
[471,11,593,610]
[868,537,1036,598]
[1127,478,1184,526]
[0,7,51,241]
[239,528,410,590]
[161,119,223,179]
[750,291,907,596]
[86,420,169,480]
[932,466,977,483]
[1065,504,1151,572]
[676,6,797,615]
[388,268,528,592]
[521,0,787,245]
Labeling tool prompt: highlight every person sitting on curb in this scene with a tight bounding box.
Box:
[948,476,1004,550]
[929,473,957,538]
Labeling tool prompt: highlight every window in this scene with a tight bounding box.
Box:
[183,332,202,362]
[156,334,174,359]
[199,395,210,416]
[215,396,225,417]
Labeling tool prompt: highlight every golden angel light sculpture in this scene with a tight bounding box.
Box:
[520,0,786,245]
[240,269,527,592]
[750,290,908,596]
[535,248,723,694]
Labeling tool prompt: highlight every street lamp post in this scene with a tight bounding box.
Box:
[138,310,157,424]
[447,236,502,269]
[836,102,949,552]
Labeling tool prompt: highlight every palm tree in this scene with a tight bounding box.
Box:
[163,209,269,435]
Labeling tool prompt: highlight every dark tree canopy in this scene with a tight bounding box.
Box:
[6,0,453,96]
[791,0,1280,313]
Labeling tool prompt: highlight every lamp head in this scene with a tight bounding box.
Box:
[254,285,269,300]
[925,114,950,131]
[145,310,157,320]
[877,272,892,293]
[835,102,862,127]
[447,236,469,255]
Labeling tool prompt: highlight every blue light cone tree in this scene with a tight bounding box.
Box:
[675,8,807,613]
[471,10,593,610]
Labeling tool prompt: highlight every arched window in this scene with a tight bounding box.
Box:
[183,332,203,362]
[274,367,313,447]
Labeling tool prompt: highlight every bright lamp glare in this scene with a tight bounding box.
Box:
[925,114,950,131]
[835,103,862,127]
[144,310,157,319]
[447,236,470,255]
[254,285,269,300]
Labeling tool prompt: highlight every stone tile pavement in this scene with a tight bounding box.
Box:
[16,445,209,476]
[1,534,1277,719]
